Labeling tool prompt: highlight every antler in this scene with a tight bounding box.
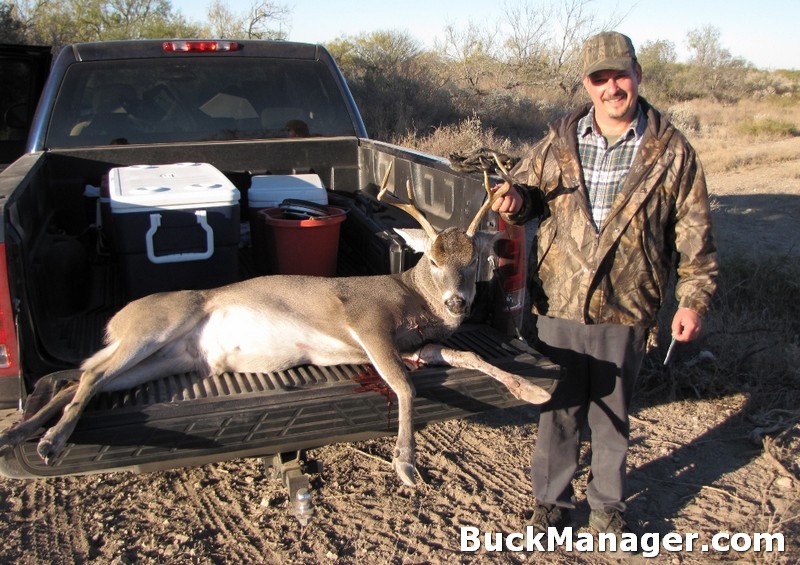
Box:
[377,161,439,240]
[491,151,514,184]
[465,152,511,236]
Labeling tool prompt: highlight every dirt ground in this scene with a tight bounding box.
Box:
[0,137,798,564]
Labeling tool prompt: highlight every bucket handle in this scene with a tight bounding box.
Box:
[146,210,214,264]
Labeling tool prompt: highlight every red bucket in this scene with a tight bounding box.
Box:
[255,206,346,276]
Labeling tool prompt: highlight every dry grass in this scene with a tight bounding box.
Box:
[396,97,800,176]
[674,99,800,174]
[392,114,515,162]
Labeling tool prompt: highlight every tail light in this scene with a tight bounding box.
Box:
[492,219,527,337]
[0,245,19,377]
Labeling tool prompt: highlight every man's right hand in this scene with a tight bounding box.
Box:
[491,182,522,215]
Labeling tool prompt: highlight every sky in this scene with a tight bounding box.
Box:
[170,0,799,71]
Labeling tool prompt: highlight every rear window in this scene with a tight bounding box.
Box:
[46,57,357,147]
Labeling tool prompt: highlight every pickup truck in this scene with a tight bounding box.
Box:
[0,39,557,492]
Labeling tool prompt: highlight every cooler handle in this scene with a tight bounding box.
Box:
[146,210,214,264]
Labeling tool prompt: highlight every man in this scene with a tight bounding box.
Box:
[491,31,718,534]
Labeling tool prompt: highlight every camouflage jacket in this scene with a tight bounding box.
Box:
[506,98,718,331]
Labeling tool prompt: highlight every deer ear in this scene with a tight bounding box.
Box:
[393,228,430,254]
[472,231,503,254]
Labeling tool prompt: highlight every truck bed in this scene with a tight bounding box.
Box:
[2,139,556,479]
[0,324,557,478]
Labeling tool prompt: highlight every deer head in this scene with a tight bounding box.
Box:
[377,162,509,321]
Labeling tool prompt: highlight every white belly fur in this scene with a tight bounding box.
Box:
[198,305,368,373]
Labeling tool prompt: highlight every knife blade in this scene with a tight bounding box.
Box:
[663,336,678,366]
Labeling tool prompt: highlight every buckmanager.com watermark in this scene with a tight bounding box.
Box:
[460,526,785,557]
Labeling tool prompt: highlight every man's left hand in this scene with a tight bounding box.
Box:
[671,308,703,342]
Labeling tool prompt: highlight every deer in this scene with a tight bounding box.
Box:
[0,159,551,486]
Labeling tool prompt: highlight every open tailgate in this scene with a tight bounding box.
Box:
[0,325,558,478]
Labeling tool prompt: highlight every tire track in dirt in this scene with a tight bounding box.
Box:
[17,479,93,564]
[415,418,533,531]
[164,465,277,564]
[423,419,531,498]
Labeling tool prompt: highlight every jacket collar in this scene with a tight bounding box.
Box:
[549,96,676,176]
[547,97,678,231]
[577,104,647,144]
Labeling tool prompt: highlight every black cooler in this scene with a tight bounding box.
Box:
[107,163,241,299]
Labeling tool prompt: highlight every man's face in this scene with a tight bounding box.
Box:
[583,63,642,126]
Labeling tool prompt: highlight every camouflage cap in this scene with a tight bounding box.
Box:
[582,31,636,76]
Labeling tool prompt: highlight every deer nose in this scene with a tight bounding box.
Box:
[445,295,467,314]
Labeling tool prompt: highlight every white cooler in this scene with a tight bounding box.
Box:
[108,162,241,299]
[247,173,327,211]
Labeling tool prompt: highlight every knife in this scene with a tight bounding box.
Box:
[663,336,678,366]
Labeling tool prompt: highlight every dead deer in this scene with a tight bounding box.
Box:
[0,162,551,486]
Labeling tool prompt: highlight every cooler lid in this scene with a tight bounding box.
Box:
[108,163,240,210]
[248,173,327,207]
[249,173,324,191]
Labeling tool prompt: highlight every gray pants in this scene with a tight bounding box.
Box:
[531,316,647,513]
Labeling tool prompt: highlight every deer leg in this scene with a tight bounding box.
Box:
[37,368,105,464]
[0,384,78,456]
[1,335,159,457]
[36,337,198,464]
[413,344,552,404]
[372,360,416,486]
[35,340,129,463]
[390,378,416,487]
[354,337,417,486]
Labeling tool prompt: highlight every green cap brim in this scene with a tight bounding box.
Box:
[584,56,634,77]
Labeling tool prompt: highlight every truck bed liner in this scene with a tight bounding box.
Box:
[0,325,558,478]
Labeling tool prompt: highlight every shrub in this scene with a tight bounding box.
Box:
[735,116,799,138]
[666,102,701,134]
[391,114,514,160]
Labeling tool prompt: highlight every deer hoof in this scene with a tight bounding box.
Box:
[393,459,417,487]
[36,433,66,465]
[0,432,15,455]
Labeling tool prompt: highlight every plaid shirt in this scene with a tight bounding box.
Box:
[577,105,646,229]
